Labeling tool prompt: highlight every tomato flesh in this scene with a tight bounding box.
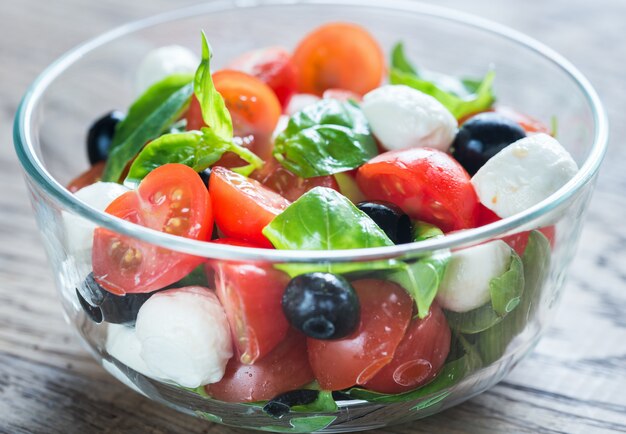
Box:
[93,164,212,294]
[357,147,479,232]
[228,47,297,110]
[67,162,105,192]
[206,329,314,402]
[364,303,451,394]
[210,238,290,364]
[209,167,290,247]
[250,157,339,202]
[307,279,413,391]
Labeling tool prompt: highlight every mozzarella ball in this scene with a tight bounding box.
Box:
[272,114,290,139]
[135,45,199,95]
[286,93,321,116]
[471,133,578,218]
[64,182,129,261]
[436,240,512,313]
[106,323,158,381]
[361,85,457,152]
[135,287,233,388]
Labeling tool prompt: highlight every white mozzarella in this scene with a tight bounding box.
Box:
[135,45,199,95]
[471,133,578,218]
[272,114,290,139]
[286,93,321,116]
[135,287,233,388]
[361,85,457,152]
[436,240,512,313]
[64,182,129,262]
[106,323,158,381]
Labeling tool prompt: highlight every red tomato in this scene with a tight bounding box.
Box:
[93,164,212,295]
[292,23,385,96]
[495,106,551,134]
[210,238,290,364]
[67,162,105,192]
[477,203,500,226]
[322,88,363,103]
[227,47,297,110]
[357,147,479,232]
[209,167,290,247]
[307,279,413,391]
[364,303,451,394]
[206,329,314,402]
[250,157,339,202]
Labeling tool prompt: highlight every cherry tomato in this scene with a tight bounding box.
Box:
[364,303,451,394]
[206,329,314,402]
[307,279,413,391]
[93,164,212,295]
[250,157,339,202]
[227,47,298,110]
[357,147,479,232]
[209,167,290,247]
[210,238,290,364]
[67,162,105,192]
[495,106,551,134]
[292,23,384,96]
[322,88,363,103]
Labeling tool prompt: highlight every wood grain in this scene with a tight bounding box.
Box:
[1,0,625,433]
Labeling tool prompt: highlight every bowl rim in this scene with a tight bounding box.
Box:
[13,0,609,262]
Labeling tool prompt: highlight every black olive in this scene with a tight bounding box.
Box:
[198,168,211,188]
[451,112,526,175]
[76,273,152,325]
[86,111,125,165]
[282,272,359,340]
[263,389,319,419]
[356,201,413,244]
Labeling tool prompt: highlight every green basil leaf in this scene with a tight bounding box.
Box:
[123,131,228,187]
[274,99,377,178]
[260,416,337,433]
[262,187,394,276]
[195,31,233,140]
[388,222,450,319]
[445,249,524,334]
[291,391,338,414]
[464,231,551,364]
[389,42,495,120]
[102,74,194,182]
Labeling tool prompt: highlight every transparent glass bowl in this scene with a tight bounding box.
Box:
[14,0,607,431]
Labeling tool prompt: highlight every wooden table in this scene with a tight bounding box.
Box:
[1,0,625,432]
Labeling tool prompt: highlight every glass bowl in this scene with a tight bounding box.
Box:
[13,0,607,431]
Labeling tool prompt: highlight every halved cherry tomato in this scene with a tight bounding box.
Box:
[210,238,290,364]
[250,157,339,202]
[322,88,363,103]
[364,303,451,394]
[206,329,314,402]
[67,162,105,192]
[292,22,384,96]
[93,164,212,295]
[209,167,290,247]
[227,47,297,110]
[357,147,479,232]
[307,279,413,391]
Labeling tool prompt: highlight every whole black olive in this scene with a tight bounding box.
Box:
[282,272,360,340]
[76,273,151,325]
[452,112,526,175]
[357,201,413,244]
[263,389,319,419]
[86,111,125,164]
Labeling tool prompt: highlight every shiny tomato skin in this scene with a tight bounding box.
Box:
[228,47,298,109]
[250,157,339,202]
[292,23,384,96]
[364,303,451,394]
[209,167,290,247]
[210,238,290,364]
[67,162,105,192]
[206,329,314,402]
[307,279,413,391]
[356,147,479,232]
[92,164,212,295]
